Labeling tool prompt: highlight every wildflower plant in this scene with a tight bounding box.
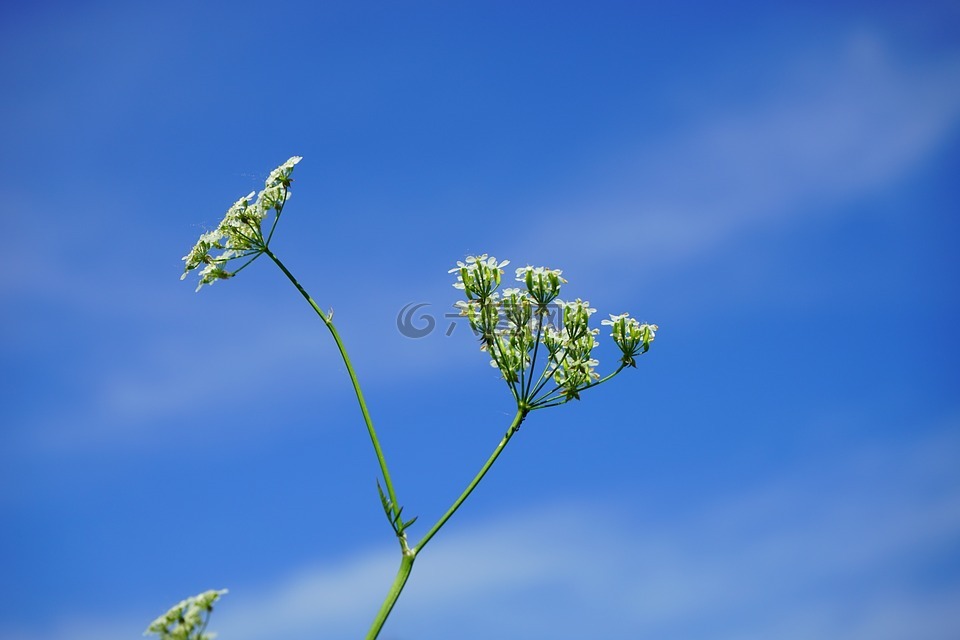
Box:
[150,157,658,640]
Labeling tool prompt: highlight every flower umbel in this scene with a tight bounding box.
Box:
[180,156,302,291]
[448,254,510,300]
[515,265,566,306]
[145,589,227,640]
[602,313,658,367]
[167,159,662,640]
[451,256,657,408]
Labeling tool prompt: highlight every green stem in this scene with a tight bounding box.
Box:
[522,309,545,401]
[365,552,416,640]
[364,407,528,638]
[415,407,527,553]
[263,247,402,529]
[529,363,627,409]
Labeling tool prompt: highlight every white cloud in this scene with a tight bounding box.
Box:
[532,32,960,275]
[4,416,958,640]
[11,419,951,640]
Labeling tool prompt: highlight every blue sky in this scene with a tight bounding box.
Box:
[1,2,959,639]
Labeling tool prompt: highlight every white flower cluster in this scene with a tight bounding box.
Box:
[181,156,302,291]
[451,254,655,406]
[514,265,565,306]
[546,299,600,400]
[449,254,510,300]
[144,589,227,640]
[601,313,658,367]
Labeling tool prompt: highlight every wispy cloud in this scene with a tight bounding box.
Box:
[15,417,954,640]
[530,32,960,274]
[8,31,959,456]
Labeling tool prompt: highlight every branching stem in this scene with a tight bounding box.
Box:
[364,407,528,638]
[263,247,402,535]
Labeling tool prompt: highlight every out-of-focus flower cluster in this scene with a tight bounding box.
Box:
[181,156,302,291]
[450,254,656,406]
[144,589,227,640]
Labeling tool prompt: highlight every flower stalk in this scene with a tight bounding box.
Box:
[263,247,405,542]
[163,158,659,640]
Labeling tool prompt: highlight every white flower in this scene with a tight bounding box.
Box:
[195,262,232,292]
[265,156,302,188]
[553,351,601,400]
[601,312,630,328]
[515,265,565,305]
[603,313,658,365]
[541,324,566,356]
[561,298,596,340]
[500,287,534,333]
[181,157,302,291]
[449,254,509,299]
[257,184,288,212]
[641,323,658,343]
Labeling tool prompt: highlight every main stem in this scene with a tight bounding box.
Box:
[365,407,527,639]
[365,552,415,640]
[263,248,402,520]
